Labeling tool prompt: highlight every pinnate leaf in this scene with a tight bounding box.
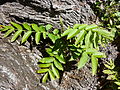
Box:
[11,22,22,30]
[22,23,31,31]
[37,69,49,73]
[46,24,53,31]
[52,64,60,78]
[39,57,55,63]
[35,32,41,44]
[4,29,14,38]
[42,73,48,83]
[78,52,89,69]
[91,55,98,76]
[38,63,52,68]
[54,59,64,71]
[48,69,56,80]
[21,31,32,43]
[11,30,23,42]
[31,24,39,32]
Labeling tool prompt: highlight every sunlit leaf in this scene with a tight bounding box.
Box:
[54,59,64,71]
[93,32,99,49]
[37,69,49,73]
[85,24,98,31]
[48,69,56,80]
[35,32,41,44]
[91,55,98,76]
[31,24,39,32]
[86,48,97,54]
[11,30,23,42]
[55,55,65,64]
[22,23,31,31]
[73,24,80,29]
[67,29,80,39]
[103,70,115,74]
[48,33,59,43]
[52,64,60,78]
[21,31,32,43]
[39,57,55,63]
[43,32,47,39]
[38,63,52,68]
[46,24,53,31]
[93,52,106,58]
[42,73,48,83]
[11,22,22,30]
[53,29,59,34]
[78,52,89,69]
[85,30,92,49]
[114,82,120,86]
[4,29,15,38]
[75,30,86,45]
[61,28,73,37]
[39,25,45,32]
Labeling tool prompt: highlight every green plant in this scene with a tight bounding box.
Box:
[0,22,114,83]
[93,0,120,36]
[0,22,60,44]
[103,59,120,89]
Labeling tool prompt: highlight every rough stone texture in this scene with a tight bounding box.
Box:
[0,0,99,90]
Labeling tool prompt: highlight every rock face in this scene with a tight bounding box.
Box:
[0,0,98,90]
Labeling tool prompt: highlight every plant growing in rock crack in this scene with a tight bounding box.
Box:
[103,59,120,89]
[0,22,114,83]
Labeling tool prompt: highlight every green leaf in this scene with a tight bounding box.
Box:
[35,32,41,44]
[22,23,31,31]
[93,52,106,58]
[1,26,14,31]
[55,55,65,64]
[97,29,113,40]
[46,48,54,56]
[103,70,115,74]
[39,25,45,32]
[46,24,53,31]
[75,30,87,45]
[67,29,80,39]
[38,63,52,68]
[73,24,80,29]
[48,69,56,80]
[85,24,98,31]
[31,24,39,32]
[85,30,92,49]
[78,24,88,30]
[39,57,55,63]
[114,82,120,86]
[21,31,32,43]
[54,59,64,71]
[48,33,59,43]
[77,52,89,69]
[104,63,114,69]
[107,75,116,80]
[93,32,99,49]
[53,29,59,34]
[11,30,23,42]
[37,69,49,73]
[61,28,73,37]
[11,22,22,30]
[52,64,60,78]
[4,29,15,37]
[43,32,47,39]
[86,48,97,54]
[91,55,98,76]
[42,73,48,83]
